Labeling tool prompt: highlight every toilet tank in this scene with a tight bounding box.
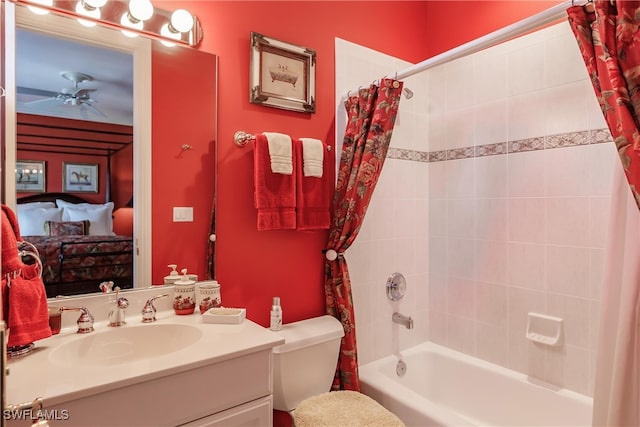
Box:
[272,315,345,412]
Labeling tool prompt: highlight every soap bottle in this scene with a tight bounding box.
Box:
[270,297,282,331]
[164,264,180,285]
[173,268,196,315]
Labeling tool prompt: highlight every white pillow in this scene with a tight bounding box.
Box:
[65,206,112,236]
[57,200,114,235]
[17,207,63,236]
[17,202,56,211]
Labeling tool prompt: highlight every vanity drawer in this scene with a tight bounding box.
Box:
[40,350,273,427]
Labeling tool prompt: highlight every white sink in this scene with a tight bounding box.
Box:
[48,323,202,367]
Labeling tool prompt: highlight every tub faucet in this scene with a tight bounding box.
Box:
[392,312,414,329]
[108,287,129,327]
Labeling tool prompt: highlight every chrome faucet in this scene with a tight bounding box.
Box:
[392,312,414,329]
[60,306,94,333]
[108,288,129,327]
[141,293,169,323]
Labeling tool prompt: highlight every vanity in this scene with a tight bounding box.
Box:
[5,288,284,427]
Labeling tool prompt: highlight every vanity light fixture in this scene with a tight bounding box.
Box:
[75,1,101,27]
[26,0,52,15]
[13,0,203,47]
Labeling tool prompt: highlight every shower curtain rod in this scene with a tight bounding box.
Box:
[392,0,580,81]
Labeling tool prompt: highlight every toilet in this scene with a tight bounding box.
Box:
[272,315,405,427]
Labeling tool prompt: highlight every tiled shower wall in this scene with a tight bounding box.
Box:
[336,21,618,396]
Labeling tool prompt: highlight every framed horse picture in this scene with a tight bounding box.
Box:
[63,162,98,193]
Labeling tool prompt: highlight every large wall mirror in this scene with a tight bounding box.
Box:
[3,2,217,297]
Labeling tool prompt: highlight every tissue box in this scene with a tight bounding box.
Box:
[202,307,246,324]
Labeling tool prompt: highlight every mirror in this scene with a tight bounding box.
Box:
[3,3,217,297]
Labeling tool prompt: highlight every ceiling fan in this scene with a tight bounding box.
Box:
[18,71,107,118]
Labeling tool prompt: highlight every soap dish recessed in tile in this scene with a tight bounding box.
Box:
[202,307,246,324]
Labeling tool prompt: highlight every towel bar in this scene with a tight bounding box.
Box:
[233,130,331,151]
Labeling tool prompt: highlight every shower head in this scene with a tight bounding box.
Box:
[403,87,414,99]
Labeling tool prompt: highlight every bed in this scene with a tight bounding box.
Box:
[17,193,134,297]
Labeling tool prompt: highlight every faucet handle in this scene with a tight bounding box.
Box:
[142,293,169,323]
[61,306,94,334]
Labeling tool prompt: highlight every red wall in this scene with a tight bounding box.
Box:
[151,1,561,328]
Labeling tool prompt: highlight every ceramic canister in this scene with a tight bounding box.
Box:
[173,273,196,315]
[198,281,221,314]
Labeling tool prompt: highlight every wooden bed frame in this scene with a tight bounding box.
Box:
[17,193,134,297]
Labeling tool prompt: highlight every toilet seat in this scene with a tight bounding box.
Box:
[293,390,405,427]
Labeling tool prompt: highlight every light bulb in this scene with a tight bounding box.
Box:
[27,0,53,15]
[120,12,143,38]
[75,1,101,27]
[170,9,193,33]
[84,0,107,7]
[160,23,180,47]
[129,0,153,22]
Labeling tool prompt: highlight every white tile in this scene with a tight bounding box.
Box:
[546,245,590,298]
[446,158,476,199]
[545,197,590,247]
[428,309,447,345]
[507,150,546,197]
[447,276,476,319]
[473,48,508,104]
[428,161,448,199]
[545,345,590,395]
[446,56,475,111]
[475,155,508,198]
[428,236,447,276]
[588,142,618,196]
[507,197,546,244]
[474,99,508,146]
[508,40,545,96]
[447,314,476,356]
[475,321,508,366]
[428,273,448,313]
[396,199,417,239]
[446,108,476,149]
[507,91,547,141]
[544,31,590,87]
[476,282,508,326]
[544,146,591,197]
[589,196,611,249]
[476,198,508,241]
[447,238,476,280]
[546,294,590,349]
[447,199,475,239]
[589,248,604,301]
[429,198,447,237]
[544,82,591,135]
[476,240,508,285]
[507,242,545,290]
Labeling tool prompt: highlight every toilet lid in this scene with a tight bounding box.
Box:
[293,391,405,427]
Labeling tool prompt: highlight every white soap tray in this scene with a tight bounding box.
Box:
[202,307,246,324]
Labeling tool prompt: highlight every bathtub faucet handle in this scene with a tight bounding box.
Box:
[392,312,413,329]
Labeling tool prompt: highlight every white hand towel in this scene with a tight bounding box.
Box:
[300,138,324,178]
[263,132,293,175]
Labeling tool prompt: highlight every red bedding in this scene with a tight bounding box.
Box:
[22,235,133,290]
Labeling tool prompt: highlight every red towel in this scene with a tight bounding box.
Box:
[1,205,51,347]
[295,138,332,230]
[254,134,297,230]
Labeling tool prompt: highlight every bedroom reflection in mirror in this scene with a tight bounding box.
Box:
[15,115,134,298]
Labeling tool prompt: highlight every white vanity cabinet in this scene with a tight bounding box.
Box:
[6,303,283,427]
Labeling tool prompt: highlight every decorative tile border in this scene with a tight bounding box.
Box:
[387,128,612,163]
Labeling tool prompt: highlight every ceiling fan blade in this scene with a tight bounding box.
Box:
[22,97,59,105]
[17,86,59,97]
[81,101,108,119]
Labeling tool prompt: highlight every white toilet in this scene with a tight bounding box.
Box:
[271,315,405,427]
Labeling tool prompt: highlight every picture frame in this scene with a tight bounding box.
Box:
[250,32,316,113]
[63,162,98,193]
[16,160,46,192]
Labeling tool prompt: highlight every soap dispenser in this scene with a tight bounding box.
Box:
[164,264,180,285]
[270,297,282,331]
[173,268,196,315]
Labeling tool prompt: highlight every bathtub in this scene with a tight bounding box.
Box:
[359,342,592,427]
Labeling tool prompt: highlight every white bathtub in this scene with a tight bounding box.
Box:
[359,342,592,427]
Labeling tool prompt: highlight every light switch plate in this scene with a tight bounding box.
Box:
[173,207,193,222]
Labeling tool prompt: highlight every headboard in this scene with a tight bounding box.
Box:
[17,192,92,205]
